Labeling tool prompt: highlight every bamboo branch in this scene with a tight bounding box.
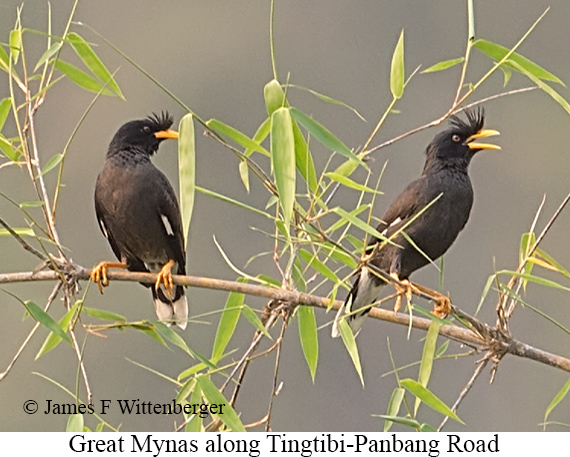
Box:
[1,266,569,373]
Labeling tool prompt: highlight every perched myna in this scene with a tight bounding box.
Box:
[332,109,499,337]
[92,112,188,329]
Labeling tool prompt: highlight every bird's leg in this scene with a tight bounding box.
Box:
[91,261,127,293]
[155,259,176,298]
[409,281,452,318]
[390,272,414,313]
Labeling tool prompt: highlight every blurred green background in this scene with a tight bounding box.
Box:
[1,0,570,432]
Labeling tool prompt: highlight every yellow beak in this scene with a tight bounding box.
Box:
[154,129,179,140]
[466,129,500,151]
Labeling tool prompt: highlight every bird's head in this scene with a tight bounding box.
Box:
[424,108,500,173]
[108,111,178,157]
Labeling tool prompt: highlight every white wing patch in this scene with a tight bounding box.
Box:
[161,214,174,236]
[381,216,402,236]
[98,218,109,239]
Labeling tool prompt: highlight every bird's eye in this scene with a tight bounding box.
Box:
[452,134,461,143]
[143,126,151,133]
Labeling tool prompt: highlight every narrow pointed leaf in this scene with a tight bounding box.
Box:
[185,381,204,432]
[298,305,319,382]
[55,60,114,95]
[67,32,124,98]
[0,227,34,237]
[509,61,570,116]
[39,153,64,176]
[292,120,318,192]
[290,107,364,166]
[264,79,286,115]
[66,414,84,433]
[196,186,272,219]
[390,30,405,99]
[34,42,63,72]
[422,57,464,74]
[333,207,391,242]
[22,300,72,344]
[338,319,364,386]
[271,107,296,228]
[196,375,246,432]
[376,415,421,430]
[0,98,11,132]
[241,305,271,339]
[154,322,193,357]
[298,249,339,283]
[211,279,246,363]
[206,119,270,156]
[82,307,127,322]
[178,113,195,246]
[9,29,22,64]
[36,304,78,359]
[0,136,20,161]
[545,377,570,423]
[415,321,441,415]
[401,378,464,424]
[474,39,563,85]
[325,172,381,194]
[0,45,9,71]
[384,387,405,432]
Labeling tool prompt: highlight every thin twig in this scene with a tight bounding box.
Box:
[265,319,287,432]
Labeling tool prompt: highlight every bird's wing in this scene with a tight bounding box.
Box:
[154,172,187,275]
[376,175,430,237]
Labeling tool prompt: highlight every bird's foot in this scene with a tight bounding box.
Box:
[155,259,176,298]
[408,281,452,319]
[391,273,416,313]
[91,261,126,293]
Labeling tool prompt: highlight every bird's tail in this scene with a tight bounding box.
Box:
[331,268,385,338]
[152,285,188,330]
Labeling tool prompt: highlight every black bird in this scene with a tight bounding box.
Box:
[332,109,499,337]
[91,112,188,329]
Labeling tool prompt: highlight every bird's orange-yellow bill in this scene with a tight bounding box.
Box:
[466,129,500,150]
[155,129,179,140]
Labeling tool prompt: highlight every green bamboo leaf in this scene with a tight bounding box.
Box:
[22,300,72,345]
[196,375,246,432]
[292,120,318,193]
[421,57,464,74]
[264,79,286,115]
[338,319,364,386]
[519,232,536,292]
[333,157,361,179]
[176,377,196,404]
[67,32,124,98]
[19,201,45,208]
[241,305,271,339]
[10,29,22,64]
[476,273,496,315]
[36,304,78,359]
[55,60,114,95]
[66,414,84,433]
[499,269,570,292]
[390,29,405,99]
[154,322,193,357]
[82,306,127,322]
[0,45,9,71]
[545,377,570,423]
[34,42,63,72]
[376,415,421,430]
[401,378,464,424]
[211,279,246,363]
[384,387,405,432]
[298,305,319,382]
[186,381,204,432]
[325,172,382,194]
[326,204,370,234]
[415,321,441,415]
[535,248,570,280]
[178,113,195,246]
[0,135,20,161]
[333,207,391,243]
[500,65,512,87]
[298,249,339,283]
[137,327,167,347]
[509,61,570,116]
[287,84,366,121]
[271,107,296,228]
[39,153,64,176]
[290,107,364,166]
[207,119,270,156]
[238,160,250,193]
[0,98,11,132]
[0,227,34,237]
[474,39,564,85]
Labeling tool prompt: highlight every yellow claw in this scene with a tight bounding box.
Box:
[155,259,176,298]
[91,261,126,293]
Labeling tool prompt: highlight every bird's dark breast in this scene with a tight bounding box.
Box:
[376,172,473,279]
[95,158,173,269]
